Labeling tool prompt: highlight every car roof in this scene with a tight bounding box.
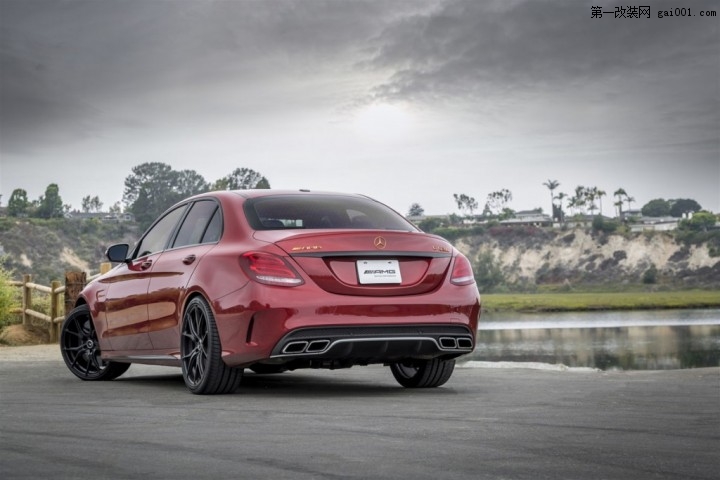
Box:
[232,189,368,199]
[186,189,371,202]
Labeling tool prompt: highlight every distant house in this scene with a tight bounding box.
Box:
[501,211,552,227]
[102,212,136,223]
[65,212,105,220]
[65,211,136,223]
[629,216,680,232]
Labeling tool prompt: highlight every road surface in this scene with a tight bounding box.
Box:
[1,345,718,479]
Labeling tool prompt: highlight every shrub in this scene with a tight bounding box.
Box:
[474,250,505,292]
[592,216,620,234]
[0,264,21,328]
[642,264,658,284]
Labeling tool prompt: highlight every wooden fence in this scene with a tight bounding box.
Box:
[8,262,112,343]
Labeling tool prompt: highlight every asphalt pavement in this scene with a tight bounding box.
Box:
[1,345,718,479]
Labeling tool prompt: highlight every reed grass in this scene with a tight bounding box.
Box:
[481,290,720,312]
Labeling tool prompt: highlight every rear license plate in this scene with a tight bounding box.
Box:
[357,259,402,284]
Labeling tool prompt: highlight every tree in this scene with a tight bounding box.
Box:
[596,189,607,216]
[453,193,478,216]
[7,188,29,217]
[614,188,628,218]
[213,168,270,190]
[669,198,702,218]
[680,211,717,232]
[418,217,442,232]
[554,192,567,223]
[568,186,587,215]
[176,169,210,198]
[407,203,424,217]
[625,196,636,214]
[81,195,104,213]
[108,201,122,214]
[35,183,64,218]
[586,187,599,215]
[641,198,671,217]
[123,162,185,229]
[542,180,560,220]
[485,189,512,216]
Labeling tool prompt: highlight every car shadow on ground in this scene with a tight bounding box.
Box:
[113,368,461,398]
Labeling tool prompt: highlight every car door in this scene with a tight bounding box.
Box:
[147,200,223,349]
[104,205,187,351]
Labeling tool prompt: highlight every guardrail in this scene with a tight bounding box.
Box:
[8,262,112,342]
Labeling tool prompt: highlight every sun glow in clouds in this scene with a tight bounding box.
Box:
[351,103,415,140]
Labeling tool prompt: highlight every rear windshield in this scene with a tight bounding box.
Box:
[243,195,418,231]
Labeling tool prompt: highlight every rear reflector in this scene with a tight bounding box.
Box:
[240,252,304,286]
[450,254,475,286]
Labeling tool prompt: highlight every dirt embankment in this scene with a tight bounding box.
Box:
[456,228,720,288]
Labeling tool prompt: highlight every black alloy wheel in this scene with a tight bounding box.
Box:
[181,296,242,394]
[60,304,130,381]
[390,358,456,388]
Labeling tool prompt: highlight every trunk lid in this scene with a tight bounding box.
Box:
[254,230,454,296]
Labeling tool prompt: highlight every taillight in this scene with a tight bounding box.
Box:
[240,252,304,287]
[450,254,475,286]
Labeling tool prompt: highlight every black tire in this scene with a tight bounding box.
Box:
[181,296,242,394]
[390,358,456,388]
[60,304,130,381]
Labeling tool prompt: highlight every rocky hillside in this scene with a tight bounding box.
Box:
[1,218,719,291]
[0,218,140,285]
[454,225,720,292]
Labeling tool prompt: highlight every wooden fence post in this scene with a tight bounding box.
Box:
[64,271,87,317]
[50,280,61,343]
[22,274,32,326]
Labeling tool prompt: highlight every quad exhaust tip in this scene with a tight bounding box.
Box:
[439,336,473,350]
[281,336,473,355]
[282,340,331,355]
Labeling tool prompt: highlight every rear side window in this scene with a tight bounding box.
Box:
[243,195,417,232]
[172,200,222,248]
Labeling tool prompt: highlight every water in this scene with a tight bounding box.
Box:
[468,309,720,370]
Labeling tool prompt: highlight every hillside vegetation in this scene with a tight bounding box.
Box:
[452,225,720,292]
[0,218,140,285]
[0,218,719,293]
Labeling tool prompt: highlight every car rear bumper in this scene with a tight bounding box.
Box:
[213,285,481,368]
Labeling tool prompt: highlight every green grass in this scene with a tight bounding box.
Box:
[481,290,720,313]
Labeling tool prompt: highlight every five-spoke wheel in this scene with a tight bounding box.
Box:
[181,296,242,394]
[390,358,456,388]
[60,305,130,381]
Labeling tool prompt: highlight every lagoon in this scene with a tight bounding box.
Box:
[469,309,720,370]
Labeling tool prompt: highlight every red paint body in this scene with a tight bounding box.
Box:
[79,190,481,370]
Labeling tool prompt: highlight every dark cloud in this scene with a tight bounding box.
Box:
[0,0,432,152]
[366,0,719,101]
[0,0,717,212]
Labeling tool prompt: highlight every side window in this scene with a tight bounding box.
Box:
[173,200,221,248]
[134,206,186,258]
[201,208,222,243]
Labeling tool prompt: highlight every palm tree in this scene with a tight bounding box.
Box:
[586,187,599,216]
[614,188,628,218]
[626,196,635,215]
[543,180,560,220]
[596,189,607,216]
[573,186,587,214]
[555,192,567,223]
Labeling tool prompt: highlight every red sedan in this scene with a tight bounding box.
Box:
[60,190,481,394]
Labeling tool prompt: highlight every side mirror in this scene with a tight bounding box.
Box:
[106,244,130,263]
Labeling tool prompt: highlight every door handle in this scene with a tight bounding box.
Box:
[140,260,153,270]
[183,254,197,265]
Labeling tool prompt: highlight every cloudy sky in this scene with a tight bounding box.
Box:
[1,0,718,217]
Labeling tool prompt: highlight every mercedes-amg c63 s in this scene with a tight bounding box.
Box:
[60,190,481,394]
